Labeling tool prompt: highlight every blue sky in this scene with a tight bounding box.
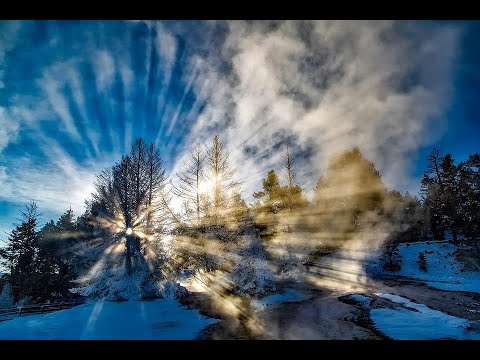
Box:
[0,20,478,234]
[413,20,480,179]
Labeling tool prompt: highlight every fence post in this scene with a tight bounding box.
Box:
[18,306,22,317]
[41,305,44,314]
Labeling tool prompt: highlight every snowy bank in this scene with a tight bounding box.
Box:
[371,293,480,340]
[370,241,480,294]
[0,299,218,339]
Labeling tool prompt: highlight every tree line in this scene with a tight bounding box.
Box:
[1,135,479,305]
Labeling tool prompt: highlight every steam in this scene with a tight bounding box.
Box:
[168,21,461,297]
[173,20,460,198]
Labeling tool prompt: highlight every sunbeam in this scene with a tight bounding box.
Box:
[1,20,479,341]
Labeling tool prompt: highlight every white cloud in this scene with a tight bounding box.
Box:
[0,107,19,153]
[171,20,461,200]
[0,152,114,216]
[0,20,463,224]
[93,50,115,92]
[0,21,20,89]
[40,65,82,141]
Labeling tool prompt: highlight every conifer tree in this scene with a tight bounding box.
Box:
[0,202,40,301]
[282,145,308,210]
[0,283,14,308]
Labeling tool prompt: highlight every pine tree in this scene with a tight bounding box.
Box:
[440,154,461,240]
[229,192,249,224]
[382,242,401,272]
[314,147,388,242]
[458,153,480,242]
[282,145,308,210]
[0,283,14,308]
[418,252,427,272]
[36,209,77,301]
[253,170,283,214]
[421,149,462,240]
[0,202,41,301]
[382,190,426,244]
[45,208,77,256]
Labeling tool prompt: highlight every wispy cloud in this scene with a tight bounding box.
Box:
[0,20,463,228]
[0,21,187,223]
[170,20,461,201]
[0,107,19,154]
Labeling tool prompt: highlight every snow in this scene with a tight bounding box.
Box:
[396,241,480,293]
[251,288,311,310]
[0,299,218,339]
[371,293,480,340]
[228,235,276,297]
[369,241,480,294]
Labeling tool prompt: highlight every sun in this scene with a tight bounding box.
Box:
[126,228,133,235]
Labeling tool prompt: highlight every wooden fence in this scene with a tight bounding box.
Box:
[0,299,85,321]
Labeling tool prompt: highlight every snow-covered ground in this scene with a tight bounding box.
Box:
[370,241,480,294]
[370,293,480,340]
[0,299,218,339]
[251,288,311,310]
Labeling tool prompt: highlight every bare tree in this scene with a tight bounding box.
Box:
[284,144,296,189]
[283,144,298,210]
[173,144,204,225]
[205,135,242,224]
[89,138,168,275]
[131,138,148,222]
[426,147,444,189]
[145,143,166,234]
[113,155,134,274]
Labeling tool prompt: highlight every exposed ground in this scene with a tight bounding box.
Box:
[184,241,480,340]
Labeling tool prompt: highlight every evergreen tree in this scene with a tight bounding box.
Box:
[440,154,461,240]
[282,145,308,210]
[229,192,249,224]
[0,283,14,308]
[0,202,41,301]
[384,191,426,243]
[253,170,284,214]
[418,252,427,272]
[56,208,76,238]
[421,149,463,240]
[381,242,401,272]
[314,147,388,243]
[36,209,77,301]
[458,153,480,242]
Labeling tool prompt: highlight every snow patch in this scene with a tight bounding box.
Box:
[371,293,480,340]
[370,241,480,294]
[228,235,276,297]
[0,299,218,339]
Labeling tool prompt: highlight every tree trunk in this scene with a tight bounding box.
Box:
[125,235,132,275]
